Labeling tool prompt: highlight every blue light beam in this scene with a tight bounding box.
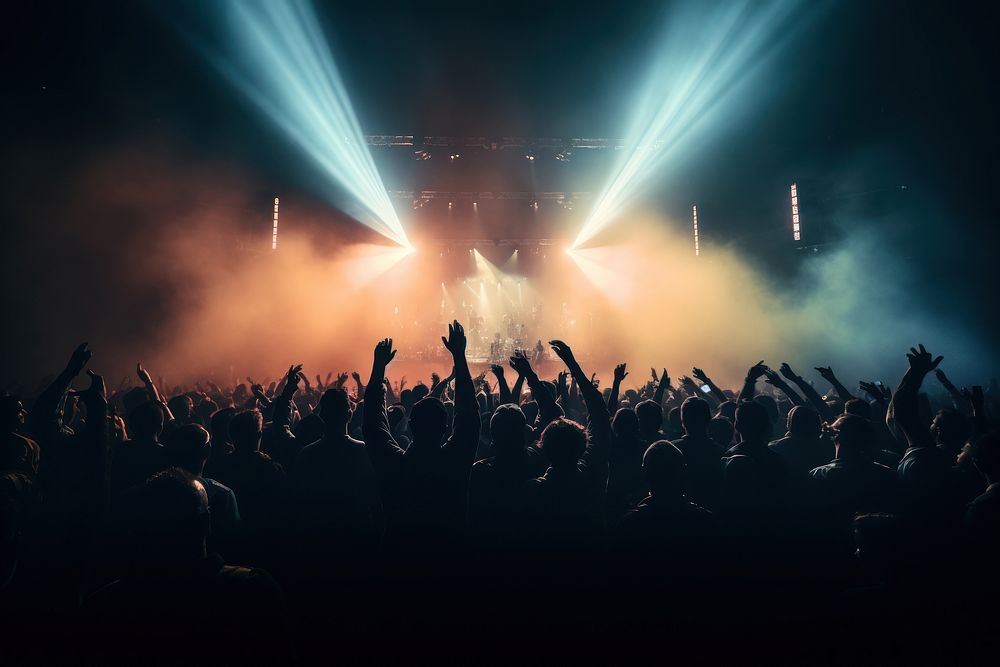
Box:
[573,0,814,248]
[211,0,409,247]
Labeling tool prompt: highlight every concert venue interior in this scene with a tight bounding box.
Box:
[3,0,999,662]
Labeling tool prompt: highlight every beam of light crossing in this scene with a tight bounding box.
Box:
[211,0,410,248]
[573,0,810,249]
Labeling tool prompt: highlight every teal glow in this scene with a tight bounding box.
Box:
[573,0,811,248]
[212,0,409,247]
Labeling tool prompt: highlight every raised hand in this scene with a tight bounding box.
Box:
[859,380,886,401]
[69,369,107,402]
[814,366,837,383]
[613,363,628,383]
[549,340,576,366]
[746,360,769,381]
[490,364,505,379]
[961,385,985,412]
[650,368,659,383]
[906,344,943,375]
[65,343,92,377]
[336,372,349,388]
[352,371,362,384]
[509,350,532,377]
[442,320,467,356]
[136,362,153,386]
[373,338,397,368]
[692,367,710,384]
[660,368,670,388]
[779,362,800,382]
[284,364,304,393]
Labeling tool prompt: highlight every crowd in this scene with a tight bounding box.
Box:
[1,322,999,662]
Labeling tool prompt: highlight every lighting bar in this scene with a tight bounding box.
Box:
[271,196,280,250]
[692,204,700,256]
[790,182,801,242]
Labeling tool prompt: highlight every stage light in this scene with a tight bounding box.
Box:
[790,182,801,242]
[572,0,812,248]
[208,0,410,248]
[692,204,700,256]
[415,150,431,161]
[525,152,536,162]
[271,196,280,250]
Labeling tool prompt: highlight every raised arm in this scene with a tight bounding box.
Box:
[430,369,454,399]
[652,368,670,405]
[491,364,513,405]
[510,363,526,405]
[738,361,768,404]
[362,339,404,467]
[692,367,727,404]
[608,363,628,413]
[888,344,941,450]
[814,366,855,402]
[351,371,365,399]
[549,340,612,473]
[271,364,302,431]
[441,321,479,465]
[780,362,836,421]
[29,342,91,442]
[762,368,805,406]
[510,350,561,429]
[934,369,970,413]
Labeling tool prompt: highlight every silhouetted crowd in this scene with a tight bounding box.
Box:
[2,326,999,662]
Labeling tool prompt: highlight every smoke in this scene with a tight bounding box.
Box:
[2,145,994,397]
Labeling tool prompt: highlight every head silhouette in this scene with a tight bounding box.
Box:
[540,418,587,468]
[708,416,734,449]
[209,407,237,448]
[411,383,429,403]
[129,467,210,565]
[635,400,663,438]
[128,401,165,442]
[787,405,822,439]
[408,396,448,446]
[734,400,770,444]
[680,397,711,436]
[642,440,685,497]
[0,396,26,433]
[931,408,971,453]
[229,409,263,453]
[831,414,874,460]
[612,408,639,440]
[972,432,1000,483]
[319,388,353,431]
[167,394,194,424]
[844,398,872,421]
[491,404,526,455]
[166,424,211,476]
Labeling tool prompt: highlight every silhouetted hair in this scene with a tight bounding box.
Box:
[635,399,663,435]
[128,401,165,440]
[165,423,211,475]
[642,440,685,494]
[734,400,770,441]
[210,407,237,446]
[319,388,353,427]
[491,404,526,453]
[708,416,734,449]
[831,413,874,458]
[972,432,1000,480]
[409,396,448,444]
[680,397,711,434]
[540,418,587,467]
[787,405,821,439]
[229,409,263,453]
[844,398,872,421]
[612,408,639,439]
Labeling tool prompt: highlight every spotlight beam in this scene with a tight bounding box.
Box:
[573,0,812,248]
[209,0,409,248]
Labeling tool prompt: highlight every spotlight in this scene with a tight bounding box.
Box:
[211,0,410,248]
[415,150,432,161]
[525,151,536,162]
[449,153,460,161]
[572,0,810,248]
[790,183,801,242]
[554,150,572,162]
